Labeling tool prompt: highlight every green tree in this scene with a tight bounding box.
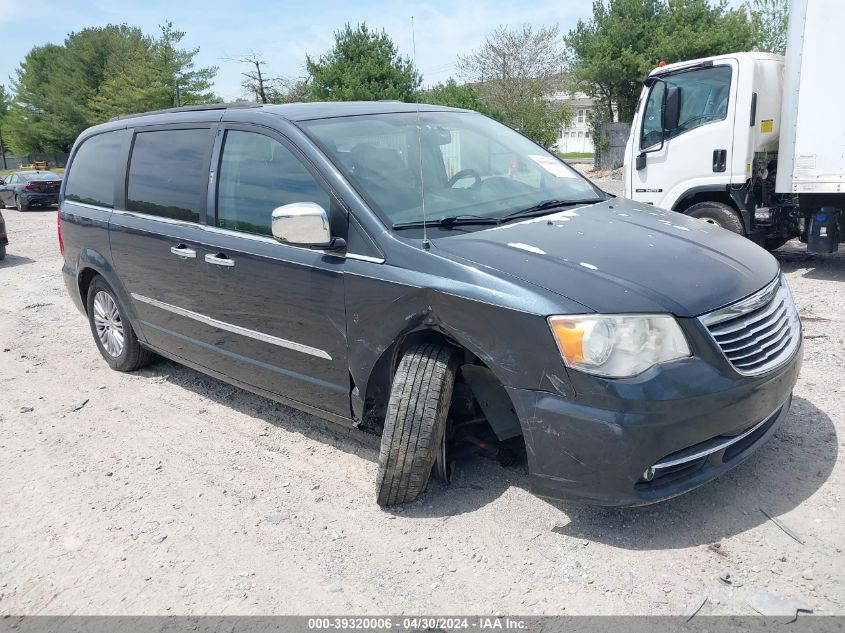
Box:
[747,0,789,54]
[90,22,219,121]
[565,0,756,123]
[306,23,421,101]
[0,84,10,165]
[5,22,219,153]
[422,79,502,119]
[4,44,67,153]
[153,21,218,107]
[457,25,571,148]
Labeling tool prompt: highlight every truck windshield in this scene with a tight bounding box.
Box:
[301,111,603,227]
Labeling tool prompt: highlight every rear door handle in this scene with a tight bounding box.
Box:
[205,252,235,267]
[170,244,196,259]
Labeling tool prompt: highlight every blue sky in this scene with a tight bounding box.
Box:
[0,0,593,99]
[0,0,747,100]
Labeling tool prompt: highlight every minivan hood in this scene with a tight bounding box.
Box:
[431,199,779,317]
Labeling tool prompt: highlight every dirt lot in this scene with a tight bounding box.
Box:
[1,194,843,616]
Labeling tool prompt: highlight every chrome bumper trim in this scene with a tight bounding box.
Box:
[643,405,782,480]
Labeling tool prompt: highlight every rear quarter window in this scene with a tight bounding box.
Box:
[64,131,125,208]
[126,129,211,223]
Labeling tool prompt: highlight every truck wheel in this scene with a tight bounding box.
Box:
[685,202,744,235]
[376,343,460,507]
[86,276,155,372]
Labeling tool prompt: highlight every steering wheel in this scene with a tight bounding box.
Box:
[447,169,482,188]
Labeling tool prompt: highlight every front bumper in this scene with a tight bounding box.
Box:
[508,341,802,506]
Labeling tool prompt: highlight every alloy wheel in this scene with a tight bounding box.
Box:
[93,291,125,357]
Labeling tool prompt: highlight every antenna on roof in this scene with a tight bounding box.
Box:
[411,16,430,250]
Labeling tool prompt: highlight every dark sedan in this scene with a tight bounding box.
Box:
[0,171,63,211]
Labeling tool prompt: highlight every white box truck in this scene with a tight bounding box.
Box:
[623,0,844,252]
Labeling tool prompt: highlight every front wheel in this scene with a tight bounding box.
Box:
[375,343,460,507]
[685,201,744,235]
[86,276,155,372]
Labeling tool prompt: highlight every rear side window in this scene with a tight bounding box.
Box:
[216,130,331,236]
[127,129,210,223]
[65,131,124,208]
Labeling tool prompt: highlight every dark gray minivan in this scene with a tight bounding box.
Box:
[59,102,802,506]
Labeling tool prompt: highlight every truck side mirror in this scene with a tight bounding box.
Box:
[664,85,681,131]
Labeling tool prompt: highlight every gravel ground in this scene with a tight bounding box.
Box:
[0,195,843,616]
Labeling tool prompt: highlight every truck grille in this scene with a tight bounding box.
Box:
[700,275,801,375]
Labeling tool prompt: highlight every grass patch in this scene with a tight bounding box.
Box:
[557,152,594,160]
[0,167,65,177]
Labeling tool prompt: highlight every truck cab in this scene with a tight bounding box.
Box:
[625,0,845,254]
[624,53,785,244]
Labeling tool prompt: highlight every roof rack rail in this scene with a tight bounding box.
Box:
[110,101,261,122]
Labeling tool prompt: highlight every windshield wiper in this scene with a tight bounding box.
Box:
[499,198,605,223]
[392,214,501,230]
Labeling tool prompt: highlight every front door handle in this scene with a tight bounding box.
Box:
[205,252,235,267]
[170,244,196,258]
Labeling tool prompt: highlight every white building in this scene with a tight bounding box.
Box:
[549,90,618,155]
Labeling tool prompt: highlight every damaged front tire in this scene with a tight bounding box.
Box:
[375,342,460,507]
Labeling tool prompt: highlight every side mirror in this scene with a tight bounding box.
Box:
[664,85,681,131]
[271,202,345,251]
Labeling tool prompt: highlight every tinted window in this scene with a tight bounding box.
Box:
[65,131,123,208]
[216,130,331,236]
[23,172,62,181]
[127,129,210,222]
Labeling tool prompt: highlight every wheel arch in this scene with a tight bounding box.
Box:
[359,324,522,443]
[672,185,753,234]
[74,252,145,342]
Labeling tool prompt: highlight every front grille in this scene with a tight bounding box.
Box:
[700,275,801,375]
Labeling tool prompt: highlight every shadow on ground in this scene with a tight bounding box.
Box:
[0,253,35,269]
[140,354,837,545]
[138,358,382,459]
[775,241,845,283]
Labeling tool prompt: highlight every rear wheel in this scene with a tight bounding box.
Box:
[0,245,5,261]
[86,276,155,372]
[685,201,744,235]
[15,195,28,212]
[375,343,460,507]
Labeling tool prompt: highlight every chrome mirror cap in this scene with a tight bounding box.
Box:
[271,202,332,247]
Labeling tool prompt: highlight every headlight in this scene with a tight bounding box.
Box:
[548,314,691,378]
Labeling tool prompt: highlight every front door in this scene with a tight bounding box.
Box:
[630,61,738,209]
[194,126,350,419]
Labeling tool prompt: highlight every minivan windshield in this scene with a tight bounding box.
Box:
[301,111,603,227]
